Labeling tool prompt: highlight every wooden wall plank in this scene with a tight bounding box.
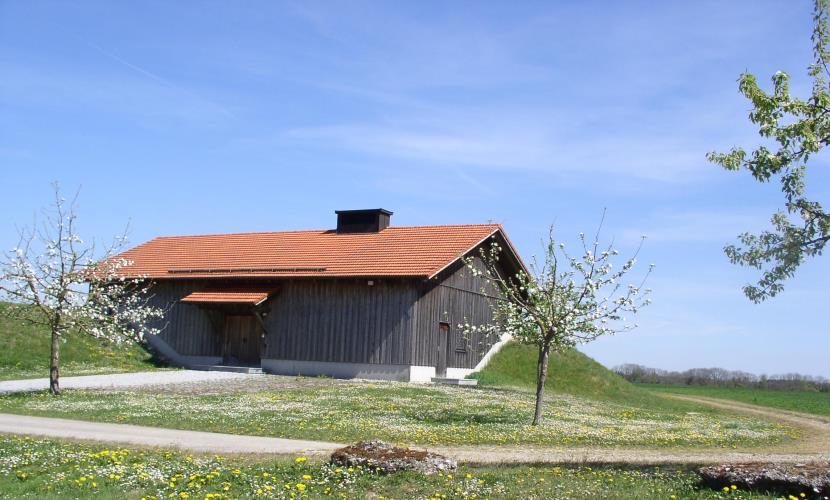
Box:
[413,250,505,369]
[263,279,418,365]
[144,252,504,371]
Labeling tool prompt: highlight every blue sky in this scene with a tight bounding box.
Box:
[1,1,828,376]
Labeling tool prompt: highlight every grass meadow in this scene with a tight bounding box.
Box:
[0,379,797,448]
[0,336,798,448]
[0,318,812,498]
[0,435,789,499]
[640,383,830,417]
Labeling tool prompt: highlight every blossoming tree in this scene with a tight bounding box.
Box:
[466,218,652,425]
[0,185,163,395]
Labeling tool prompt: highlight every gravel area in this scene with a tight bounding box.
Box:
[132,373,374,395]
[0,370,256,394]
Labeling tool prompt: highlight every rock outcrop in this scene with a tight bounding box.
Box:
[698,463,830,497]
[331,440,456,475]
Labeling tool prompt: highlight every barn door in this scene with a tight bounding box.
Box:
[436,322,450,378]
[223,315,261,365]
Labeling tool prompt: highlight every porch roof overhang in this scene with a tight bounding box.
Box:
[180,287,277,306]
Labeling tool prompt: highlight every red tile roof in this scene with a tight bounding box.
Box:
[180,287,276,305]
[113,224,516,280]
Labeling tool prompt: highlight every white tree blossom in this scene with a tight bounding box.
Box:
[464,214,653,425]
[0,184,163,395]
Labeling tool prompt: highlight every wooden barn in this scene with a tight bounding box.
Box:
[114,209,526,382]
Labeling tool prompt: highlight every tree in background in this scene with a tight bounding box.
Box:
[465,216,652,425]
[0,184,163,395]
[613,362,830,391]
[708,0,830,302]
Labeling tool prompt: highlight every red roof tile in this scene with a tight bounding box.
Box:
[113,224,512,280]
[180,287,276,305]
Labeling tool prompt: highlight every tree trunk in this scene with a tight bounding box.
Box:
[532,343,551,426]
[49,329,60,396]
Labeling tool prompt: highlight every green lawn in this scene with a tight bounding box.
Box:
[0,435,788,499]
[0,379,796,448]
[0,337,797,448]
[640,383,830,417]
[0,302,169,381]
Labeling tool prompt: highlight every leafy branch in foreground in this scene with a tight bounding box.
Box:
[707,0,830,302]
[464,215,652,425]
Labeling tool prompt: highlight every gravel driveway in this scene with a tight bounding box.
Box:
[0,370,258,394]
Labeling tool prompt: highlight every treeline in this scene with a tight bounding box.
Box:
[613,363,830,392]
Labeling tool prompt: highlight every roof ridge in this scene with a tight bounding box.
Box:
[113,222,521,280]
[152,223,501,240]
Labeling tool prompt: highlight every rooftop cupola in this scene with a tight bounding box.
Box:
[335,209,393,234]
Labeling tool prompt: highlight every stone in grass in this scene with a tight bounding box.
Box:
[698,463,830,497]
[331,440,456,475]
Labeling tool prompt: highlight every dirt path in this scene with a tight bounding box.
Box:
[665,394,830,454]
[2,395,828,465]
[433,394,830,465]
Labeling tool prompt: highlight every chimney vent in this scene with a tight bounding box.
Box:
[335,209,393,234]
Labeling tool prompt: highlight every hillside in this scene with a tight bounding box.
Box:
[0,302,167,381]
[471,342,660,405]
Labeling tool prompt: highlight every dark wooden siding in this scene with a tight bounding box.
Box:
[144,244,512,370]
[144,281,223,357]
[414,252,503,369]
[263,279,418,365]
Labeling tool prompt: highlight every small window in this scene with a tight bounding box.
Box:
[453,324,468,353]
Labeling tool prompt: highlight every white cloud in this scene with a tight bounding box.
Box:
[285,115,719,183]
[620,210,769,244]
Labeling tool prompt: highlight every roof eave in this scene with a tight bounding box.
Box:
[496,225,531,277]
[425,225,529,281]
[127,273,433,281]
[426,226,499,280]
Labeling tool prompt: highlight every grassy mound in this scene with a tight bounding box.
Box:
[0,302,166,381]
[470,342,655,404]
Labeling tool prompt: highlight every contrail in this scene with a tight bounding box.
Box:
[86,41,237,120]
